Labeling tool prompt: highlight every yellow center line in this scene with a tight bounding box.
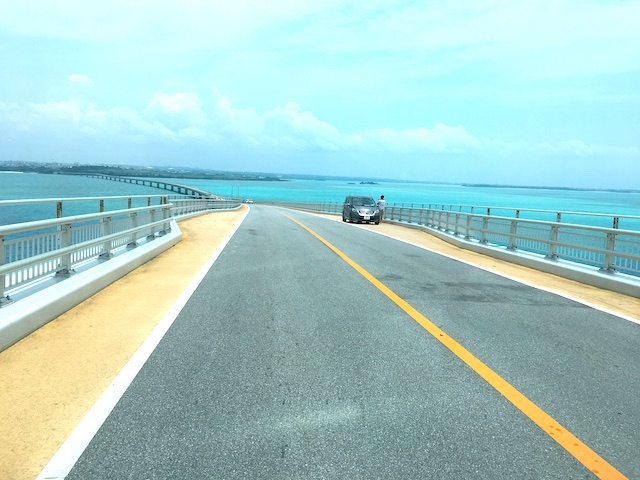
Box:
[283,212,627,480]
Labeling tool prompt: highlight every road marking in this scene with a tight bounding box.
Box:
[299,209,640,326]
[283,213,627,480]
[36,211,248,480]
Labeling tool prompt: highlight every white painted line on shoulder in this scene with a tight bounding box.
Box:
[36,210,248,480]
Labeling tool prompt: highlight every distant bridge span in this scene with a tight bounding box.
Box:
[67,173,217,198]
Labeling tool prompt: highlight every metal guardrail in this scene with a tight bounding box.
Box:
[273,201,640,278]
[386,202,640,230]
[3,194,637,307]
[389,205,640,276]
[171,197,240,216]
[0,196,241,306]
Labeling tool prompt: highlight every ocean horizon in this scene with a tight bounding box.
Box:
[1,172,639,230]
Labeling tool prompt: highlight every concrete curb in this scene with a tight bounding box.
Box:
[0,220,183,352]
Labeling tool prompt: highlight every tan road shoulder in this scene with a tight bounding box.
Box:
[0,207,248,480]
[1,206,638,480]
[311,210,639,321]
[366,219,640,321]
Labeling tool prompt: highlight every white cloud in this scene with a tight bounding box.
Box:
[69,73,93,87]
[1,89,636,162]
[148,92,200,115]
[147,92,208,130]
[108,106,176,141]
[263,102,344,150]
[361,124,482,153]
[1,1,638,188]
[212,93,264,137]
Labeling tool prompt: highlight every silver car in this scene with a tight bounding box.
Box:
[342,196,380,224]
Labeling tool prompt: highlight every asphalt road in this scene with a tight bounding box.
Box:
[66,205,639,479]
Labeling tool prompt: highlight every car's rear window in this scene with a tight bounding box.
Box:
[353,197,375,206]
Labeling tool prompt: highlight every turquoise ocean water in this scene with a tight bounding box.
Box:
[1,172,639,230]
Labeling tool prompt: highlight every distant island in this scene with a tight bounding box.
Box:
[0,161,287,182]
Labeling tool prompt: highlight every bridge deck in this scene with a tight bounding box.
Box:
[1,206,638,479]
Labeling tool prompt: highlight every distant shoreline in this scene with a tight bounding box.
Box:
[1,161,638,193]
[0,164,287,182]
[462,183,640,194]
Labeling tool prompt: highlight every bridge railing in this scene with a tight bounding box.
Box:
[0,204,171,305]
[0,196,241,305]
[390,205,640,276]
[387,202,640,230]
[171,197,240,216]
[273,201,640,278]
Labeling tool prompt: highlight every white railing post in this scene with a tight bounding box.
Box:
[55,223,74,275]
[128,212,138,248]
[161,204,171,235]
[418,206,426,225]
[481,217,489,244]
[601,232,617,273]
[0,235,10,305]
[147,208,157,241]
[507,220,518,251]
[443,211,452,232]
[100,216,113,258]
[546,225,559,260]
[464,214,473,240]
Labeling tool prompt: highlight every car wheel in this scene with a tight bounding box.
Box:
[342,215,346,222]
[375,221,380,225]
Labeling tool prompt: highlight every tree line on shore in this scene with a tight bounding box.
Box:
[0,162,286,181]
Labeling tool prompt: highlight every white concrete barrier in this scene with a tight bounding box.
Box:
[0,220,182,352]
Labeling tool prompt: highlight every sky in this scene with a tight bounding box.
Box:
[0,1,639,189]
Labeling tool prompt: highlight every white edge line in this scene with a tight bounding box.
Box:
[36,209,248,480]
[291,209,640,326]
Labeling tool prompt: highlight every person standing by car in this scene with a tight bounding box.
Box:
[377,195,387,222]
